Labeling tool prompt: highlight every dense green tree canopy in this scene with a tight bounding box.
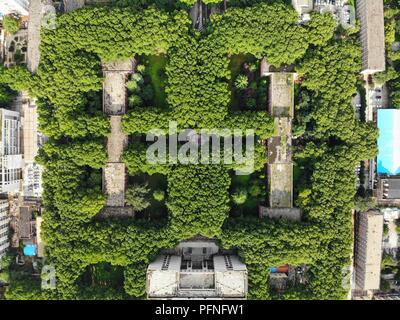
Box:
[0,2,377,300]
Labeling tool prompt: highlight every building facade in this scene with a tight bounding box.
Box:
[0,109,23,194]
[354,210,384,297]
[146,239,248,299]
[0,200,10,259]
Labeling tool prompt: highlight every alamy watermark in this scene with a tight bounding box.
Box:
[146,122,256,175]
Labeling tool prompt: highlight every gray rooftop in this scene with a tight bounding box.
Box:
[357,0,386,74]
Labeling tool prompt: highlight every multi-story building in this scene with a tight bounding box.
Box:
[357,0,386,75]
[0,0,29,18]
[20,95,45,199]
[0,200,10,259]
[376,109,400,205]
[0,109,23,194]
[354,210,384,298]
[146,238,248,299]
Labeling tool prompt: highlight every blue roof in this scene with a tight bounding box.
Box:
[378,109,400,175]
[23,244,37,257]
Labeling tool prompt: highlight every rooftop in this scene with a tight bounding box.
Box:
[103,163,126,207]
[269,73,295,117]
[107,116,128,163]
[357,0,386,74]
[377,109,400,175]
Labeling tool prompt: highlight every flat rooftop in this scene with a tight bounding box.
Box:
[22,101,39,163]
[377,109,400,175]
[107,116,127,163]
[269,73,294,117]
[358,0,386,73]
[268,163,293,208]
[381,178,400,199]
[259,206,301,221]
[355,210,384,291]
[103,163,126,207]
[27,0,50,74]
[103,59,135,115]
[268,117,292,164]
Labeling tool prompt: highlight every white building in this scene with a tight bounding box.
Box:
[0,200,10,259]
[146,239,248,299]
[0,0,29,18]
[292,0,313,21]
[292,0,313,15]
[382,208,400,222]
[0,109,23,194]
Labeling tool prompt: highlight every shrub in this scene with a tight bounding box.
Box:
[380,278,391,292]
[125,184,151,211]
[153,190,165,202]
[232,188,247,205]
[131,73,144,85]
[381,253,397,269]
[136,64,146,74]
[249,183,261,197]
[3,15,21,34]
[235,74,248,90]
[128,95,143,108]
[246,98,257,109]
[0,85,14,107]
[248,62,258,73]
[383,223,389,237]
[126,80,139,93]
[141,84,154,102]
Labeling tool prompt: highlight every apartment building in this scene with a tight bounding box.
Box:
[0,109,23,194]
[0,200,10,259]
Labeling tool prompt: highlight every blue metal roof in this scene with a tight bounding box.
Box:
[378,109,400,175]
[23,244,37,257]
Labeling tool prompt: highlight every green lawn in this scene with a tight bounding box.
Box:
[143,55,168,108]
[228,54,268,111]
[230,170,266,217]
[229,54,256,110]
[79,263,124,289]
[129,173,168,220]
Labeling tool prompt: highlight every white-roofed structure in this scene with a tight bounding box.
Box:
[382,207,400,222]
[292,0,313,15]
[292,0,313,21]
[146,239,248,299]
[0,0,29,18]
